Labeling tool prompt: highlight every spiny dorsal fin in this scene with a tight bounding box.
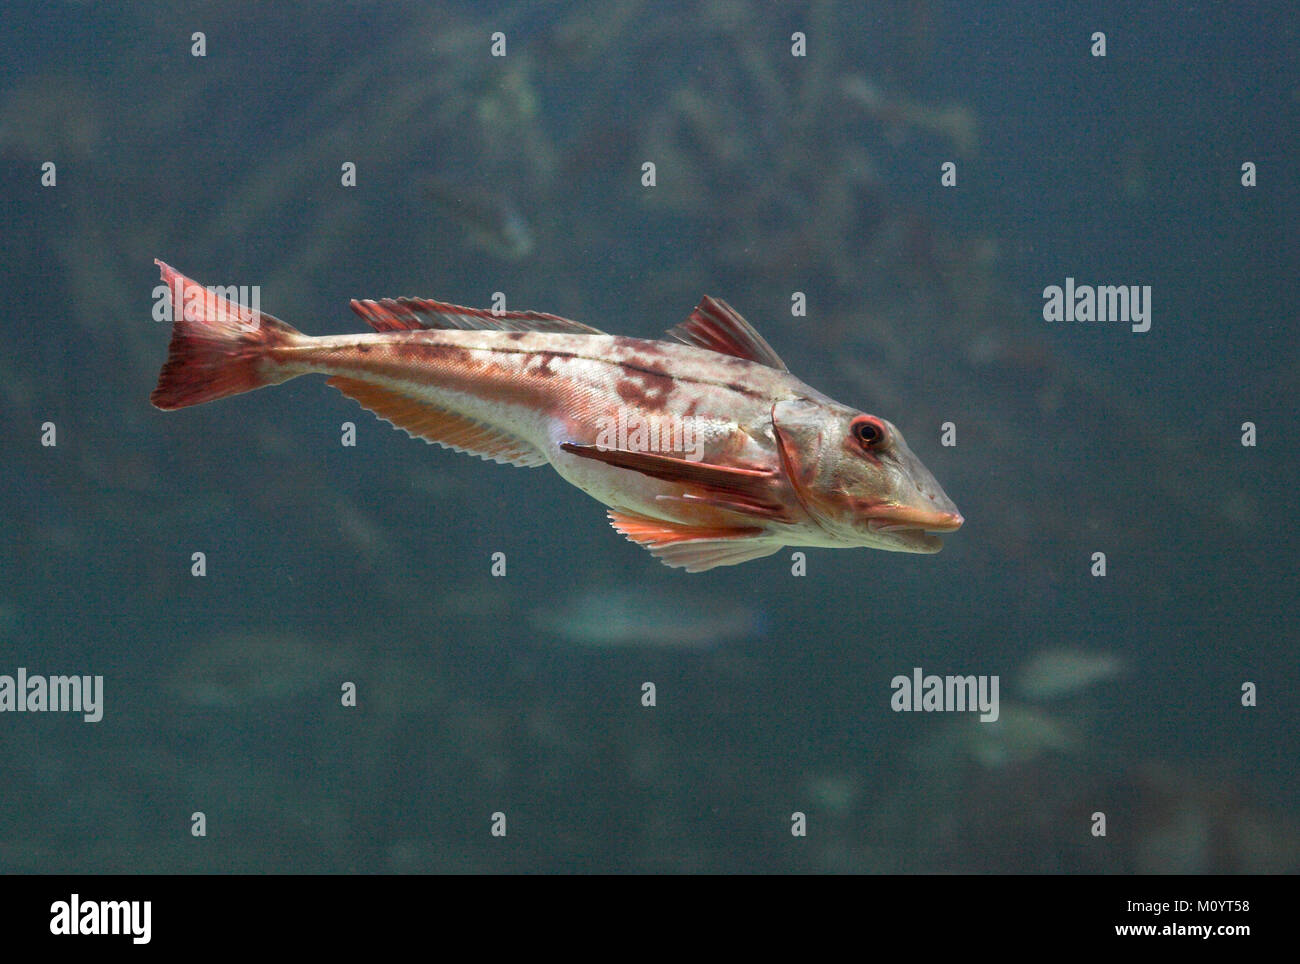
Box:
[350,298,605,335]
[665,296,788,371]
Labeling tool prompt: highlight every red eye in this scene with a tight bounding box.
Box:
[851,416,886,449]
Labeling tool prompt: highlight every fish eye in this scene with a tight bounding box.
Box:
[851,416,886,449]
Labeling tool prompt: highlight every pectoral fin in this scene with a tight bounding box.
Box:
[560,443,791,521]
[606,511,781,572]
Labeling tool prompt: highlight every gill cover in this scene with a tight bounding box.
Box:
[772,396,840,529]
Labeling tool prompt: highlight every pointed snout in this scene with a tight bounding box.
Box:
[917,507,964,531]
[865,504,964,532]
[881,427,963,533]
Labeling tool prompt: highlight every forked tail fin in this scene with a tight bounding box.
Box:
[150,260,302,410]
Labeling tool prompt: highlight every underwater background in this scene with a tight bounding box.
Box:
[1,0,1296,873]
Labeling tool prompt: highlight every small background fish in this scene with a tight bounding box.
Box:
[528,585,764,649]
[1015,647,1127,702]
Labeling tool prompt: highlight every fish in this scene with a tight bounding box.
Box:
[915,702,1079,771]
[1015,647,1126,701]
[527,585,763,648]
[149,261,962,571]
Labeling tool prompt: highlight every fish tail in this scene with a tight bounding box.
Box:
[150,260,302,410]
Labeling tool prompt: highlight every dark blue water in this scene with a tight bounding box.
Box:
[1,0,1295,873]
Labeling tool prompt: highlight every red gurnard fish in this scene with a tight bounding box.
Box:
[150,261,962,571]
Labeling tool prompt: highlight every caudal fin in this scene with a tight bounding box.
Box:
[150,260,302,410]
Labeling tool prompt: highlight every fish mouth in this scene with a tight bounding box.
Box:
[864,506,964,553]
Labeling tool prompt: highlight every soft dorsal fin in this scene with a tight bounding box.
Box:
[350,298,605,334]
[665,296,788,371]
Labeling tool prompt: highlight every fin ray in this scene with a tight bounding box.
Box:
[665,296,788,371]
[351,298,605,334]
[562,443,792,521]
[607,510,779,572]
[328,376,547,467]
[150,260,302,410]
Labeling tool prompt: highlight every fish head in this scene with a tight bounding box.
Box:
[772,396,963,553]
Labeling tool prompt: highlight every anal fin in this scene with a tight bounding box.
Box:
[328,376,547,467]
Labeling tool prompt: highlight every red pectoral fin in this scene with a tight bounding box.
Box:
[606,511,780,572]
[561,443,791,521]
